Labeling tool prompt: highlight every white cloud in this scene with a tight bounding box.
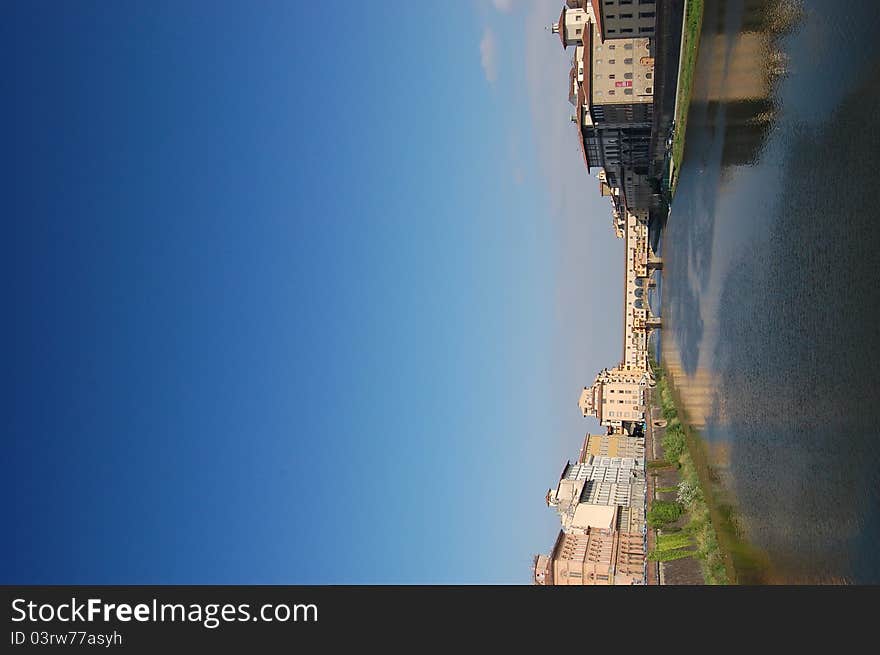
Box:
[491,0,515,12]
[480,28,499,84]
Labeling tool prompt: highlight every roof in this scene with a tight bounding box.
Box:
[577,434,590,463]
[575,87,591,172]
[574,24,593,173]
[558,459,571,482]
[591,0,604,43]
[581,32,592,93]
[572,503,616,530]
[558,6,567,48]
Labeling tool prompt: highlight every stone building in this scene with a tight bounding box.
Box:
[547,456,646,534]
[578,365,649,431]
[578,433,646,461]
[533,527,646,585]
[553,3,657,212]
[589,0,657,42]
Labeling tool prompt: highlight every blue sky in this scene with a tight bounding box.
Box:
[4,0,622,583]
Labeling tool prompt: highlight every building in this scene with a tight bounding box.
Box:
[578,365,649,431]
[578,433,646,461]
[533,529,617,585]
[598,169,626,238]
[556,6,657,212]
[547,456,646,534]
[624,211,650,369]
[533,528,645,585]
[589,0,657,42]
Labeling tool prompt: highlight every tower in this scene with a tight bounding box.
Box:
[549,5,591,49]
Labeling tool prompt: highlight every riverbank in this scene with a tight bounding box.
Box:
[668,0,704,196]
[646,357,729,584]
[647,356,777,583]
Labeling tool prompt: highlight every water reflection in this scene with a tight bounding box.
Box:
[659,0,880,582]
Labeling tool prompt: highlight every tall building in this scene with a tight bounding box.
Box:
[624,212,650,369]
[578,365,649,430]
[589,0,657,42]
[547,457,645,534]
[533,528,645,585]
[554,5,657,212]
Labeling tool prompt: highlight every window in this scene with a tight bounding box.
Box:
[607,14,616,18]
[624,58,632,64]
[624,43,633,49]
[624,72,633,79]
[608,29,617,33]
[609,59,616,64]
[575,14,581,21]
[609,44,616,49]
[608,90,615,95]
[621,13,633,18]
[645,87,652,93]
[576,28,582,35]
[621,28,633,33]
[646,72,652,79]
[640,11,655,18]
[639,26,653,32]
[609,74,615,79]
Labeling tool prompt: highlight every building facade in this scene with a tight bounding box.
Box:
[578,433,646,461]
[533,528,645,585]
[590,0,657,42]
[555,3,657,212]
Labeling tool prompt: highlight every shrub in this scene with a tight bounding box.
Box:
[648,501,683,527]
[662,424,687,463]
[677,479,703,506]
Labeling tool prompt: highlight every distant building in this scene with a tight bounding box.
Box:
[578,433,646,461]
[598,170,626,238]
[547,456,645,533]
[624,212,650,370]
[578,365,649,431]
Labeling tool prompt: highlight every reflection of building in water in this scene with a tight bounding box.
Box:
[688,0,803,168]
[655,337,724,431]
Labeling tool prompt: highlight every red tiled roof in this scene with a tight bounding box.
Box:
[575,86,591,172]
[591,0,604,43]
[558,6,567,48]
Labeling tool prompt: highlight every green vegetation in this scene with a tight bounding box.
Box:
[669,0,705,196]
[647,459,674,470]
[656,486,678,494]
[649,356,730,584]
[647,500,683,528]
[648,532,697,562]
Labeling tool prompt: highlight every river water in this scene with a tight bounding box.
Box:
[656,0,880,583]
